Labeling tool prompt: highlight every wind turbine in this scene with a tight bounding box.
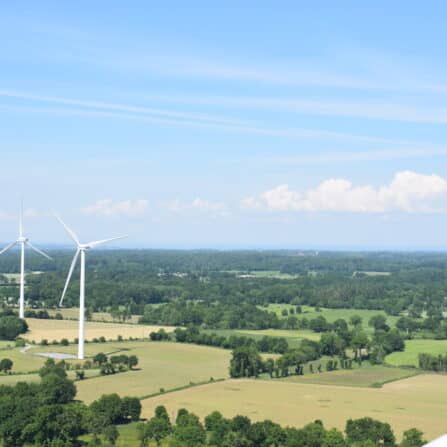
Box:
[56,215,126,360]
[0,204,51,319]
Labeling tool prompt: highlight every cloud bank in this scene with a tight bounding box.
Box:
[243,171,447,214]
[82,199,148,217]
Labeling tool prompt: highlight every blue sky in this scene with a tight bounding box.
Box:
[1,1,447,249]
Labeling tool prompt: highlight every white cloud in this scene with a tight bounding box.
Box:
[82,199,148,217]
[168,198,228,216]
[242,171,447,214]
[191,198,226,213]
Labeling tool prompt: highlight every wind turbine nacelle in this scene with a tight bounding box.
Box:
[17,237,28,243]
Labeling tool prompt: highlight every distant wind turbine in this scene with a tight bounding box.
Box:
[56,215,126,359]
[0,204,52,319]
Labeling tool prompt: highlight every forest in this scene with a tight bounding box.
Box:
[0,250,446,316]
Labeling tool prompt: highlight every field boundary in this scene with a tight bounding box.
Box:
[139,377,227,401]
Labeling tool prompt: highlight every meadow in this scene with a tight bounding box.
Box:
[386,339,447,367]
[28,341,231,402]
[264,304,399,333]
[24,318,175,342]
[141,374,447,440]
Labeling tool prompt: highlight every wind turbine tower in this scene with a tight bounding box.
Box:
[0,204,52,318]
[56,215,126,359]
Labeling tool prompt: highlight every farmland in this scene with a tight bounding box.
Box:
[3,250,447,445]
[386,339,447,367]
[265,303,400,332]
[23,340,231,402]
[24,318,175,343]
[141,374,447,440]
[41,307,141,323]
[282,364,419,388]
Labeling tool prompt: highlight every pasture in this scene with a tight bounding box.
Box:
[0,346,47,373]
[386,339,447,367]
[264,304,399,333]
[31,341,231,403]
[142,374,447,440]
[24,318,175,342]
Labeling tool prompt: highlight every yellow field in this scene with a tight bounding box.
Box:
[142,375,447,440]
[24,318,175,342]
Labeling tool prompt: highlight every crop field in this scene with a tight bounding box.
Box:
[24,318,175,342]
[386,339,447,367]
[282,364,419,388]
[30,341,231,403]
[142,374,447,440]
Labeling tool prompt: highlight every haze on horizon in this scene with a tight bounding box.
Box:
[1,2,447,250]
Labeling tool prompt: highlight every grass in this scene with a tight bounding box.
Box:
[0,340,15,349]
[24,318,175,342]
[264,304,399,334]
[386,339,447,367]
[141,374,447,440]
[29,341,231,403]
[282,364,419,388]
[0,346,47,373]
[83,423,165,447]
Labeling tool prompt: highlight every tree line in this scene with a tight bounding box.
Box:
[0,358,141,447]
[139,404,425,447]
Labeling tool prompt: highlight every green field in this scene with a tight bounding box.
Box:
[386,339,447,367]
[264,304,399,334]
[0,346,47,373]
[27,341,231,403]
[142,374,447,440]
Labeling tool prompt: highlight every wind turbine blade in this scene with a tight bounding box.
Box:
[54,214,79,245]
[59,249,80,306]
[87,235,127,248]
[25,241,52,260]
[0,241,17,255]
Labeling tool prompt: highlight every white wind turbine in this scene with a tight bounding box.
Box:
[0,205,51,319]
[56,215,126,359]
